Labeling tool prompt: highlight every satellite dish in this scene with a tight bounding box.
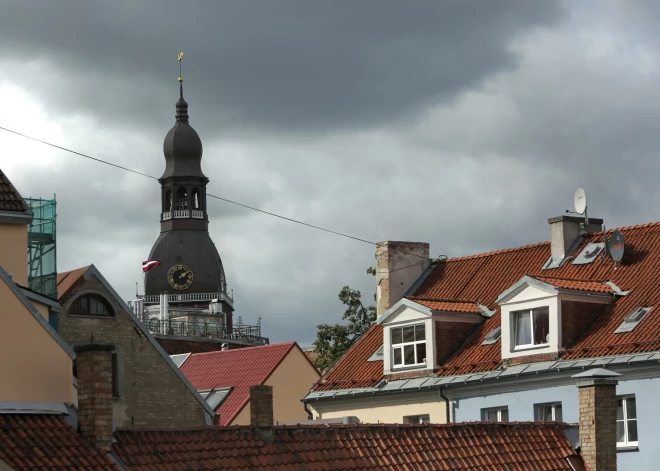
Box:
[574,188,587,215]
[609,229,625,262]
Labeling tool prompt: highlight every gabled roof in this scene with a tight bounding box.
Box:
[405,296,485,313]
[313,221,660,391]
[0,169,32,216]
[0,413,120,470]
[112,422,583,471]
[56,264,215,420]
[180,342,311,425]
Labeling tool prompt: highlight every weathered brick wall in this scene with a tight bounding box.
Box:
[562,301,605,349]
[435,321,478,364]
[58,274,207,427]
[503,352,559,367]
[75,344,114,452]
[578,383,617,471]
[249,385,273,428]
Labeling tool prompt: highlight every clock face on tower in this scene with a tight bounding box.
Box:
[167,264,194,291]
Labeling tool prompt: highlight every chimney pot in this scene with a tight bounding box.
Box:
[250,385,274,429]
[74,344,115,452]
[376,241,430,318]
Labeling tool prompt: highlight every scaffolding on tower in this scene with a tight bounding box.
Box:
[26,196,57,300]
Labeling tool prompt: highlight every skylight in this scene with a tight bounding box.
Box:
[572,243,605,265]
[199,387,233,411]
[368,346,384,362]
[482,326,502,345]
[614,307,653,334]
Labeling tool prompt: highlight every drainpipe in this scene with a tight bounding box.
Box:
[439,387,451,423]
[303,399,314,420]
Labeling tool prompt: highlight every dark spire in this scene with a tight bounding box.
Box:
[176,80,189,123]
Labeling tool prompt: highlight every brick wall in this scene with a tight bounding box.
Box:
[74,344,114,452]
[578,382,617,471]
[59,274,207,427]
[435,321,478,364]
[249,385,274,428]
[503,352,559,367]
[562,301,605,348]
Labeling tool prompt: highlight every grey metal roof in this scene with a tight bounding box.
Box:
[305,349,660,402]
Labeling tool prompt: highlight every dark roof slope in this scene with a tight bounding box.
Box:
[0,414,120,470]
[314,221,660,390]
[113,422,582,471]
[0,169,31,213]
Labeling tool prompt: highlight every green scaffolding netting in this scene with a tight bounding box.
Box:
[26,197,57,300]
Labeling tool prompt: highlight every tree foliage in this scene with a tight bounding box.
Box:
[313,268,377,373]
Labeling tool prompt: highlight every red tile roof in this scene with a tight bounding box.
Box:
[531,275,615,294]
[180,342,300,425]
[0,169,30,213]
[405,296,484,313]
[314,221,660,390]
[0,414,120,470]
[112,422,582,471]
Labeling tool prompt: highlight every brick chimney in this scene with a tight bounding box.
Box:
[573,368,621,471]
[376,241,430,318]
[74,344,114,452]
[250,385,273,429]
[548,216,603,264]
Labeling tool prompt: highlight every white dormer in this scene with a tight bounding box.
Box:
[378,297,491,375]
[497,275,623,361]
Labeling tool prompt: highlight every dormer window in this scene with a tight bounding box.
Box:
[391,324,426,368]
[513,307,549,349]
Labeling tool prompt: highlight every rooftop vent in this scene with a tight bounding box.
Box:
[614,307,653,334]
[481,326,502,345]
[572,243,605,265]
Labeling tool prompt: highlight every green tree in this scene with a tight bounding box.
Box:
[313,267,377,372]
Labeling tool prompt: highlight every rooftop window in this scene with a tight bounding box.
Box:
[614,307,652,334]
[482,326,502,345]
[391,324,426,368]
[69,294,114,317]
[513,307,549,349]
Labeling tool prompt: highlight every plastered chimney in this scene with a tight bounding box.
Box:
[250,385,274,429]
[573,368,620,471]
[548,216,603,263]
[74,344,114,452]
[376,241,430,317]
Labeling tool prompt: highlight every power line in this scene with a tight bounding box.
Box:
[0,125,432,260]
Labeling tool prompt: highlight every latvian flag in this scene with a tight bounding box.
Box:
[142,260,161,273]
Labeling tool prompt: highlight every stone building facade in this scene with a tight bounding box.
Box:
[57,264,213,427]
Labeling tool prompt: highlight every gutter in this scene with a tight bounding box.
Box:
[439,387,450,422]
[303,399,313,420]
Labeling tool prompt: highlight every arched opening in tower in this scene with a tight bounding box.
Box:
[176,188,188,210]
[165,189,173,211]
[192,188,200,210]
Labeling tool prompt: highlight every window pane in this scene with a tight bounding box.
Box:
[533,308,549,345]
[617,399,624,420]
[403,326,415,343]
[539,405,552,421]
[403,345,415,365]
[627,397,637,419]
[393,348,402,365]
[628,420,638,442]
[555,405,563,422]
[486,410,498,422]
[616,421,625,443]
[515,312,531,346]
[415,342,426,364]
[415,324,426,341]
[500,409,509,422]
[392,328,403,344]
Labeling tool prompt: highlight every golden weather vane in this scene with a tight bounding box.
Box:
[178,52,184,82]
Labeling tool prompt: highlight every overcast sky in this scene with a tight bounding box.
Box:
[1,1,658,345]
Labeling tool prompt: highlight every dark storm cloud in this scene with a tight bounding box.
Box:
[0,0,566,136]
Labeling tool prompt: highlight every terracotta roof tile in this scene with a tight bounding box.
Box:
[0,169,30,213]
[315,221,660,389]
[180,342,297,425]
[56,266,90,301]
[113,422,581,470]
[0,414,120,470]
[405,297,483,313]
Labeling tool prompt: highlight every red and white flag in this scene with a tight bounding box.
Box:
[142,260,161,272]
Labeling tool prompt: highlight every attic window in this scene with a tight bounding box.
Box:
[482,326,502,345]
[69,294,114,317]
[614,307,652,334]
[368,346,384,362]
[572,243,605,265]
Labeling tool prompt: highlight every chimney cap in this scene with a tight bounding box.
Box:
[572,367,621,378]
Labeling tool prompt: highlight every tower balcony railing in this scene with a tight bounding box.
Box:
[146,318,264,343]
[174,210,190,218]
[191,210,204,219]
[162,211,172,221]
[142,292,233,304]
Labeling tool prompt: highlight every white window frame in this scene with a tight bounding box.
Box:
[617,395,638,448]
[482,406,509,422]
[537,402,562,422]
[404,414,430,424]
[512,306,550,350]
[390,323,427,369]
